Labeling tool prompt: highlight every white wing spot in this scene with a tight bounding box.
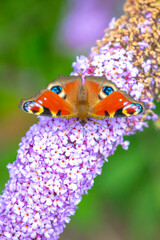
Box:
[123,101,128,106]
[38,100,43,104]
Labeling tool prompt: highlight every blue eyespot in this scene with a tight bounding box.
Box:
[135,104,143,113]
[51,86,62,94]
[23,101,34,112]
[102,86,114,95]
[124,103,143,115]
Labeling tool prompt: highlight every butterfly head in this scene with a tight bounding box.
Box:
[79,118,87,126]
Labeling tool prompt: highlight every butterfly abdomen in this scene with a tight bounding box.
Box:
[77,104,88,126]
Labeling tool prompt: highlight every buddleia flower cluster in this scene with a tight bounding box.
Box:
[0,0,159,239]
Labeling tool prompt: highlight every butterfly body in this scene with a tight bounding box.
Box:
[76,84,89,125]
[19,75,146,125]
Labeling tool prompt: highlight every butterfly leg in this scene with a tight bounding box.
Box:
[65,119,78,132]
[87,118,106,129]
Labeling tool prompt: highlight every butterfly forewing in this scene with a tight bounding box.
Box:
[89,91,145,118]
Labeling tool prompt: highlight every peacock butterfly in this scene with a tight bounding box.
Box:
[19,75,146,126]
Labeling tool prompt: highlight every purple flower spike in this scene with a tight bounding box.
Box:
[0,116,132,240]
[0,0,159,239]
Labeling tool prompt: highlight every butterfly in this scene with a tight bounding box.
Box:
[19,75,146,126]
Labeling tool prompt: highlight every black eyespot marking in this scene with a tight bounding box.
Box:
[51,86,62,94]
[114,108,126,117]
[98,95,102,100]
[32,109,37,114]
[102,86,114,95]
[105,111,109,117]
[57,110,61,116]
[129,111,134,115]
[41,107,52,117]
[63,95,67,100]
[123,103,144,115]
[135,104,143,113]
[23,101,34,112]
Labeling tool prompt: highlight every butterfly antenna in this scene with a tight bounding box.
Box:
[87,119,107,137]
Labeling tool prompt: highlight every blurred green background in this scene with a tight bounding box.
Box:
[0,1,160,240]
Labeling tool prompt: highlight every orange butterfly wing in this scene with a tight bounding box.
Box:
[20,75,146,121]
[19,75,81,119]
[84,76,145,119]
[92,91,145,118]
